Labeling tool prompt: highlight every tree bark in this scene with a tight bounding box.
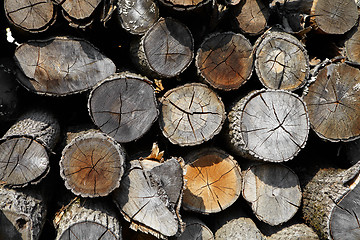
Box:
[54,197,122,240]
[227,89,309,162]
[130,17,194,78]
[242,163,302,226]
[230,0,270,36]
[0,108,60,187]
[303,62,360,142]
[4,0,56,33]
[159,83,226,146]
[112,157,185,239]
[0,186,47,240]
[176,216,214,240]
[60,131,126,198]
[254,30,310,91]
[116,0,159,35]
[310,0,358,35]
[14,36,116,96]
[182,148,242,214]
[88,72,159,143]
[195,31,254,91]
[264,221,319,240]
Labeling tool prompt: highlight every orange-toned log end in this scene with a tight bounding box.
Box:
[182,148,242,214]
[196,32,253,91]
[304,63,360,142]
[60,132,125,198]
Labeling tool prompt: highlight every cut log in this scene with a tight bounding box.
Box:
[310,0,358,34]
[177,216,214,240]
[14,36,116,96]
[195,32,254,91]
[130,17,194,78]
[182,148,242,214]
[302,161,360,239]
[0,109,60,187]
[0,61,18,122]
[227,89,309,162]
[88,72,159,143]
[158,0,212,11]
[254,31,309,91]
[116,0,159,35]
[60,131,126,198]
[264,221,319,240]
[242,163,302,225]
[159,83,226,146]
[303,62,360,142]
[0,186,47,240]
[54,198,122,240]
[4,0,56,33]
[112,157,185,239]
[345,24,360,64]
[230,0,270,36]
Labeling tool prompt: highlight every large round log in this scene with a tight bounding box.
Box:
[4,0,56,33]
[242,163,302,225]
[182,148,242,214]
[195,32,254,91]
[303,62,360,142]
[159,83,226,146]
[227,89,309,162]
[88,72,159,143]
[130,17,194,78]
[254,31,309,91]
[14,36,116,96]
[60,131,126,198]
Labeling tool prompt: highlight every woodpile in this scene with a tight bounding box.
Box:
[1,0,360,239]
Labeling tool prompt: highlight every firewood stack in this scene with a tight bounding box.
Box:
[1,0,360,239]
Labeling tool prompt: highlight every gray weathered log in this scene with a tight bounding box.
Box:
[0,186,47,240]
[54,198,122,240]
[60,131,126,198]
[88,72,158,143]
[176,216,214,240]
[227,89,309,162]
[14,36,116,96]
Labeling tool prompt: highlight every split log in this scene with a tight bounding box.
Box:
[310,0,358,35]
[88,72,158,143]
[254,31,310,91]
[0,108,60,187]
[158,0,212,11]
[302,161,360,239]
[242,163,302,225]
[54,198,122,240]
[303,62,360,142]
[112,157,185,239]
[227,89,309,162]
[116,0,159,35]
[14,36,116,96]
[345,24,360,64]
[0,60,18,122]
[60,131,126,198]
[176,216,214,240]
[195,32,254,91]
[230,0,270,36]
[159,83,226,146]
[130,17,194,78]
[0,186,47,240]
[182,148,242,214]
[4,0,56,33]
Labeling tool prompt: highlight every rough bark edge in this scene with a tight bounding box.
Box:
[254,30,310,91]
[182,148,242,214]
[14,36,116,97]
[159,83,226,147]
[195,31,254,91]
[60,131,126,198]
[227,88,310,162]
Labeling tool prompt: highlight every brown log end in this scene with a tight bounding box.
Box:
[159,83,226,146]
[195,32,254,91]
[303,63,360,142]
[60,132,126,197]
[158,0,212,11]
[182,148,242,214]
[345,24,360,64]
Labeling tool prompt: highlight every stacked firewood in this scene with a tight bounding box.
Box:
[1,0,360,239]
